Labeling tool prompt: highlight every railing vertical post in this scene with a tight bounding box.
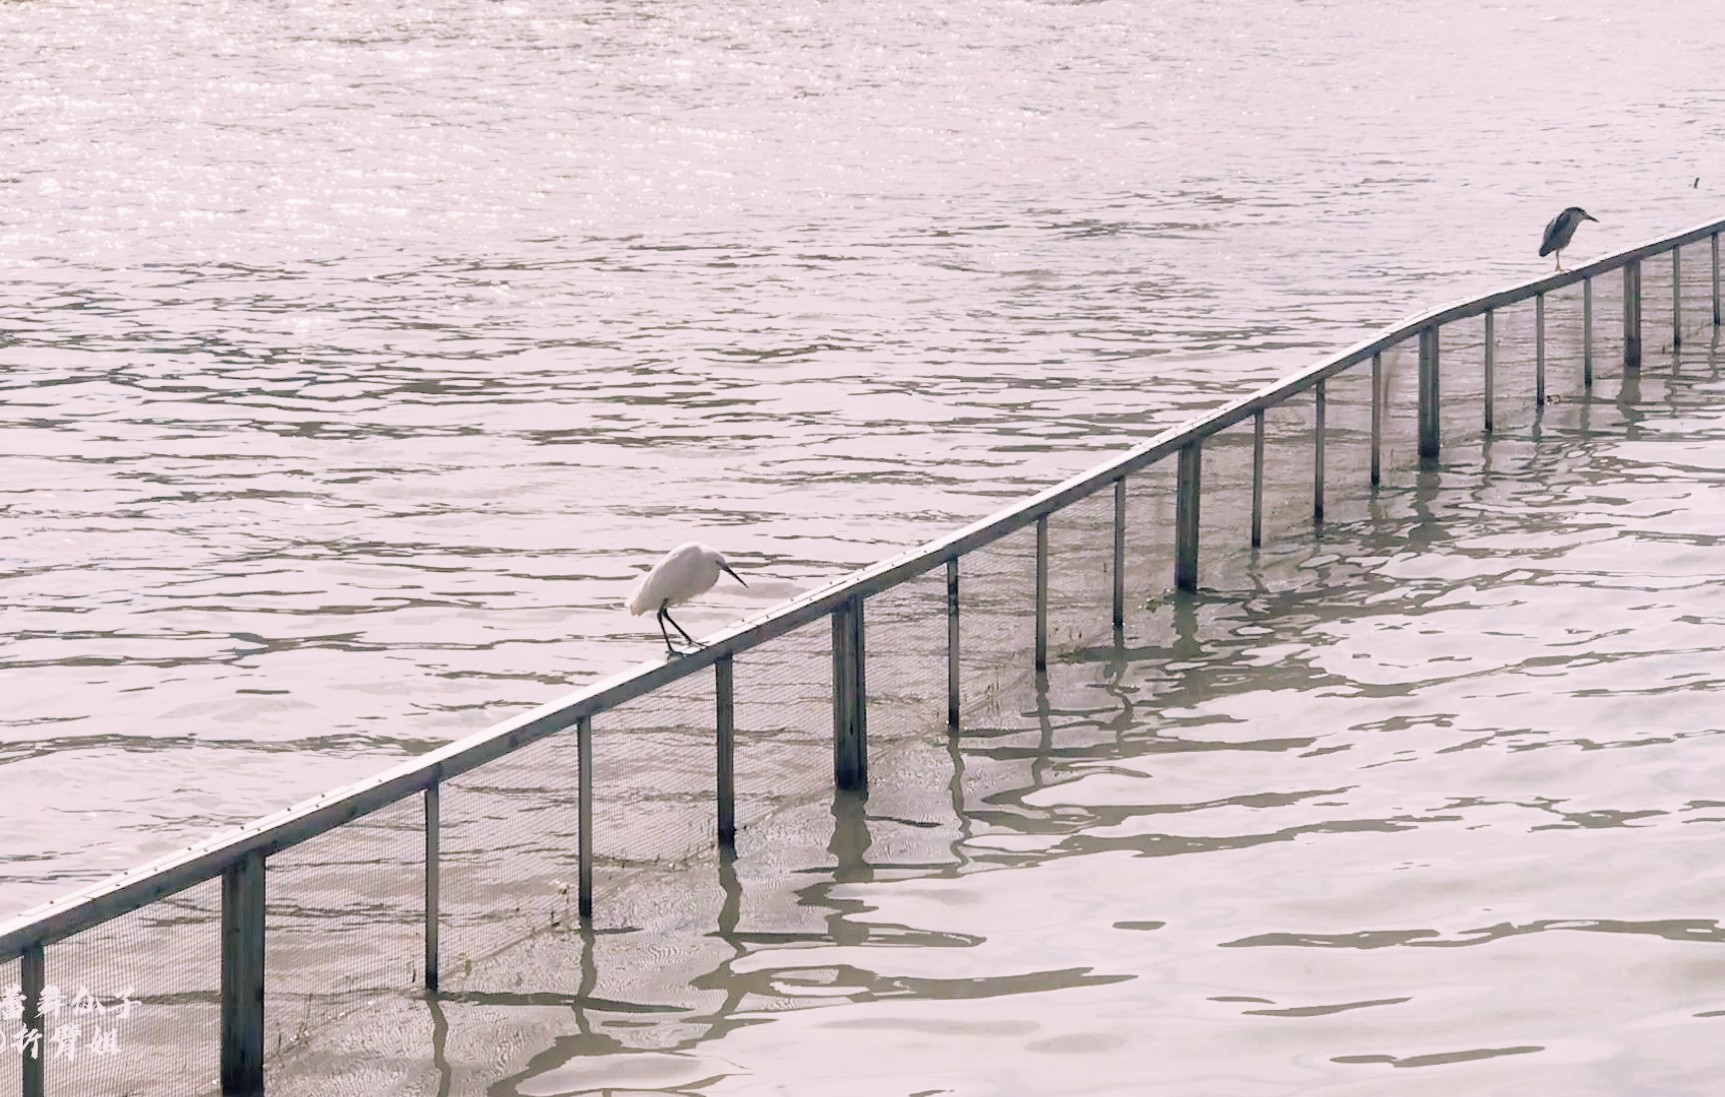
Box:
[1624,257,1642,371]
[1312,380,1325,525]
[21,942,43,1097]
[424,782,439,992]
[716,655,735,848]
[946,558,960,730]
[1369,353,1381,488]
[220,851,266,1097]
[1111,477,1125,629]
[1712,233,1720,326]
[854,596,867,780]
[1418,326,1440,462]
[1483,310,1495,432]
[832,600,851,764]
[1175,441,1201,591]
[1583,278,1594,387]
[1673,245,1683,348]
[1535,293,1546,407]
[832,595,867,791]
[577,714,593,920]
[1034,515,1048,671]
[1251,410,1265,545]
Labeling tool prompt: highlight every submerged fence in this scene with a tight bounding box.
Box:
[2,215,1723,1096]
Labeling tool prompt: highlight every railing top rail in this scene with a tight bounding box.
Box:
[4,212,1721,961]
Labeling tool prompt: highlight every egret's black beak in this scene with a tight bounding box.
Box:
[1585,213,1600,222]
[721,564,747,587]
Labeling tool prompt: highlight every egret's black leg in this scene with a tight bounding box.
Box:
[663,607,702,647]
[655,606,682,656]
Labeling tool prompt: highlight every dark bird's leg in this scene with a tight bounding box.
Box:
[655,604,682,656]
[661,604,703,649]
[1554,250,1563,272]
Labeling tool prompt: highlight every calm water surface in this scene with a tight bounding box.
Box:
[2,0,1724,1088]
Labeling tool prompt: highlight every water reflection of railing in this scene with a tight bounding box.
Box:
[2,214,1721,1096]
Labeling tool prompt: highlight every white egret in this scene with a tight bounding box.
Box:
[625,542,747,655]
[1539,207,1598,271]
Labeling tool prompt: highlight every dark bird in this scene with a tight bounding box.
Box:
[1539,207,1598,271]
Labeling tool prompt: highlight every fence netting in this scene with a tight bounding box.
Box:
[591,672,720,871]
[1374,335,1419,477]
[1675,242,1718,346]
[1121,458,1175,620]
[0,955,11,1097]
[956,523,1038,730]
[733,618,839,847]
[1044,488,1114,658]
[31,877,220,1096]
[1642,248,1678,360]
[265,794,426,1092]
[1319,360,1375,530]
[442,716,584,977]
[863,565,948,746]
[1258,397,1317,547]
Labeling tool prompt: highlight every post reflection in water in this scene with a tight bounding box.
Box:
[817,790,874,952]
[393,350,1725,1090]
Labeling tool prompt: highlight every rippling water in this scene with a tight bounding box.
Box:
[262,345,1725,1097]
[2,0,1722,1009]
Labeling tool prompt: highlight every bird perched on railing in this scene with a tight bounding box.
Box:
[1539,207,1598,271]
[626,542,747,656]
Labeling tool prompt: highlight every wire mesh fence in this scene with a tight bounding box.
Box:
[33,878,221,1097]
[1542,287,1578,400]
[0,955,13,1097]
[263,794,423,1073]
[442,720,584,979]
[1496,297,1542,431]
[1643,249,1678,359]
[1191,416,1257,592]
[1044,489,1114,658]
[733,619,838,845]
[1676,241,1720,344]
[1375,335,1420,477]
[1122,458,1175,615]
[1257,397,1318,549]
[1656,241,1722,354]
[1317,360,1374,530]
[4,219,1720,1097]
[1591,268,1627,388]
[591,673,720,873]
[863,566,949,746]
[956,524,1038,730]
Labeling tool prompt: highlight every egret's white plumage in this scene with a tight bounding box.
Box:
[626,541,746,654]
[1539,206,1598,271]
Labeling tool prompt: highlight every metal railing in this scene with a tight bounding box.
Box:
[3,212,1722,1096]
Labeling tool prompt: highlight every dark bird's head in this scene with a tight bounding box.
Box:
[1567,206,1598,224]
